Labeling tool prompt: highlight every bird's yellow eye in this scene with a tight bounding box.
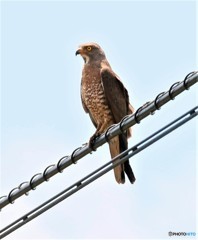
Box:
[87,46,92,51]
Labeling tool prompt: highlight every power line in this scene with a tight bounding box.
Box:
[0,71,197,211]
[0,106,197,239]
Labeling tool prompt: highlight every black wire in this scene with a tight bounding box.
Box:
[0,71,197,211]
[0,106,197,239]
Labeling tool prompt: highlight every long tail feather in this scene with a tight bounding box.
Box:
[119,133,136,184]
[109,136,125,184]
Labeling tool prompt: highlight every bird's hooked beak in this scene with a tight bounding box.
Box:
[75,48,82,56]
[76,46,89,63]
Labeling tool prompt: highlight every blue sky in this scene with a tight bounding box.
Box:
[0,0,197,239]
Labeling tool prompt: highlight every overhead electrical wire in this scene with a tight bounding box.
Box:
[0,71,197,239]
[0,71,197,211]
[0,106,197,239]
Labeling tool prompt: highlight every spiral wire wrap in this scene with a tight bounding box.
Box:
[0,71,197,211]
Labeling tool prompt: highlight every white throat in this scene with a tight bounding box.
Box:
[82,54,90,64]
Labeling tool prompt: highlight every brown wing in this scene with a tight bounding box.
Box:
[101,67,136,183]
[101,67,132,123]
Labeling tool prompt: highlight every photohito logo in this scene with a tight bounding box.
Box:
[169,231,196,237]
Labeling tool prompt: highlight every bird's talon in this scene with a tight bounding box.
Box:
[89,139,96,151]
[89,133,100,151]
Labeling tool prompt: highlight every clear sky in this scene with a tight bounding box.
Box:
[0,0,197,239]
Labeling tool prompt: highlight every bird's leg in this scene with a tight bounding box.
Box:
[89,120,113,150]
[89,130,101,151]
[88,122,104,151]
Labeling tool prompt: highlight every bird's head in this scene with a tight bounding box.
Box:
[75,42,106,64]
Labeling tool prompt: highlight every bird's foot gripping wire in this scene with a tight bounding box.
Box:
[89,132,100,151]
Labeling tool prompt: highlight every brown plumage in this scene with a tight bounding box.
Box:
[76,42,135,184]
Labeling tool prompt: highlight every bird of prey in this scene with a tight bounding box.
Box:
[76,42,135,184]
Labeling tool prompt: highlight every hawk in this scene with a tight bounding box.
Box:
[76,42,135,184]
